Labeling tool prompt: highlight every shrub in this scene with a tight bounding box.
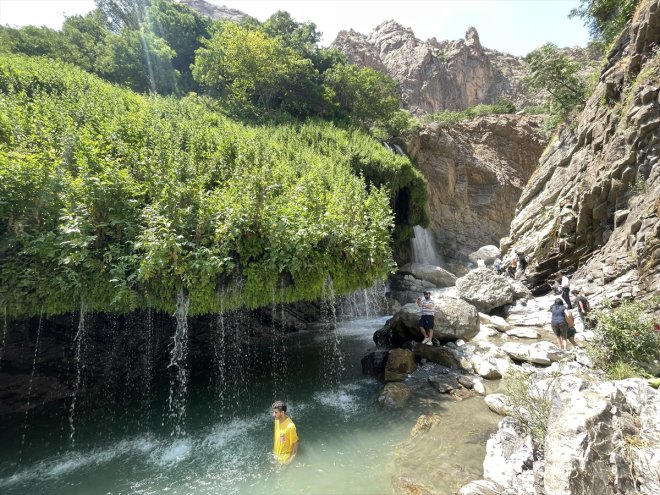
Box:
[588,298,660,378]
[504,370,556,449]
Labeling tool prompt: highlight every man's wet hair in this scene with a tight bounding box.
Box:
[272,400,287,412]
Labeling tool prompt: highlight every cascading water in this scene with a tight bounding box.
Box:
[68,304,87,447]
[269,294,288,399]
[0,306,6,369]
[211,296,227,419]
[19,309,43,464]
[320,277,345,389]
[337,282,388,320]
[411,225,442,266]
[166,291,190,438]
[141,306,155,425]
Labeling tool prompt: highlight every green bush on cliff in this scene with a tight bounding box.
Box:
[0,55,426,318]
[588,298,660,378]
[422,98,517,127]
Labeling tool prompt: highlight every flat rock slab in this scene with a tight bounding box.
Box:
[506,327,540,339]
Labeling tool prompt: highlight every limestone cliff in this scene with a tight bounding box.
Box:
[179,0,251,22]
[332,23,541,115]
[503,0,660,304]
[401,115,547,261]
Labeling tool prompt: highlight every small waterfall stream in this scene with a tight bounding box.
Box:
[68,303,87,447]
[166,291,190,438]
[19,310,43,464]
[0,306,6,369]
[411,225,442,265]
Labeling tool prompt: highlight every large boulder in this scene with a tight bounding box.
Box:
[456,268,516,312]
[378,382,411,409]
[375,298,480,346]
[399,262,457,287]
[361,350,389,381]
[543,376,660,495]
[468,245,501,266]
[501,342,552,366]
[410,342,462,368]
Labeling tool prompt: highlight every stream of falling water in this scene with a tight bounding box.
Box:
[68,304,87,448]
[320,277,345,389]
[141,306,154,427]
[166,291,190,438]
[270,291,288,399]
[0,306,6,369]
[211,295,227,419]
[18,309,43,464]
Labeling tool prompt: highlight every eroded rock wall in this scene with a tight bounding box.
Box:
[402,115,547,261]
[504,0,660,303]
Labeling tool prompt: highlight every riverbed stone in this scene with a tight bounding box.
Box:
[485,393,513,416]
[361,350,389,381]
[506,327,539,339]
[458,479,504,495]
[399,262,457,288]
[471,355,503,379]
[378,382,411,409]
[428,374,461,393]
[468,245,501,266]
[384,349,416,382]
[410,342,462,368]
[501,342,552,366]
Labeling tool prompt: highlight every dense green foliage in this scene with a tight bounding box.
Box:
[570,0,640,47]
[0,55,426,318]
[588,298,660,378]
[525,43,589,131]
[0,1,402,130]
[421,98,517,127]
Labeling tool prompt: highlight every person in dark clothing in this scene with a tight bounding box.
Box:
[559,272,572,309]
[571,289,592,330]
[507,259,517,278]
[516,251,527,273]
[550,298,578,350]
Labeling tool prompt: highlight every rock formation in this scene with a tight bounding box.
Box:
[332,23,542,114]
[179,0,252,22]
[402,115,547,261]
[502,0,660,305]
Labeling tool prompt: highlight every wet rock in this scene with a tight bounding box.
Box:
[410,341,462,368]
[361,350,389,381]
[428,374,461,393]
[378,382,411,409]
[410,412,442,438]
[384,349,416,382]
[485,393,513,416]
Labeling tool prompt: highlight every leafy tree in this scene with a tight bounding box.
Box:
[569,0,640,46]
[192,23,315,114]
[323,63,401,127]
[97,27,176,93]
[145,0,211,92]
[525,43,587,127]
[61,11,109,71]
[96,0,151,31]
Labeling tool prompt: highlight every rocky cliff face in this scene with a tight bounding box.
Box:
[179,0,251,22]
[332,23,541,114]
[401,115,547,261]
[503,0,660,304]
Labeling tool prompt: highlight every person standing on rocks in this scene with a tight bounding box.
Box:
[417,291,435,346]
[494,257,502,275]
[550,298,578,350]
[507,259,517,278]
[477,257,485,268]
[571,289,591,330]
[560,271,572,308]
[272,400,298,465]
[516,251,527,274]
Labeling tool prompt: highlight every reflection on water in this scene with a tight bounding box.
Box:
[0,315,499,495]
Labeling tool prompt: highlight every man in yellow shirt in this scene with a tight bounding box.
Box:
[272,400,298,465]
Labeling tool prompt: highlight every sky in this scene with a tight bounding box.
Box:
[0,0,591,56]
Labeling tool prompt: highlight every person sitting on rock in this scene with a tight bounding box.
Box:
[550,298,579,350]
[506,259,517,278]
[417,291,435,346]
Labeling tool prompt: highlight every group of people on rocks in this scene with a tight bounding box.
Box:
[547,271,593,350]
[493,250,527,279]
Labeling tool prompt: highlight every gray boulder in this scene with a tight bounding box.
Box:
[456,268,516,312]
[483,416,534,489]
[399,262,457,288]
[469,245,501,265]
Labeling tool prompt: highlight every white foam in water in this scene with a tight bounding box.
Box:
[152,439,191,467]
[202,414,264,450]
[0,437,158,488]
[313,386,360,416]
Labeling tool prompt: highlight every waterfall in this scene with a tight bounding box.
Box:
[0,305,6,369]
[320,277,345,389]
[411,225,442,265]
[211,296,227,419]
[141,306,154,425]
[166,291,190,438]
[19,309,43,463]
[270,293,288,399]
[69,303,87,447]
[337,282,388,319]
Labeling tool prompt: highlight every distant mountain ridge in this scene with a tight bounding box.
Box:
[331,22,543,115]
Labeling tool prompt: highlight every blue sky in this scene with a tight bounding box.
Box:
[0,0,590,56]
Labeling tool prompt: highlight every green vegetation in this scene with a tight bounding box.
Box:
[421,99,517,127]
[0,1,402,131]
[0,55,426,318]
[570,0,641,47]
[588,298,660,379]
[525,43,589,132]
[504,370,556,449]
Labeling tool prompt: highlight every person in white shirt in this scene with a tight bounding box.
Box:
[476,257,485,268]
[560,271,572,308]
[417,291,435,345]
